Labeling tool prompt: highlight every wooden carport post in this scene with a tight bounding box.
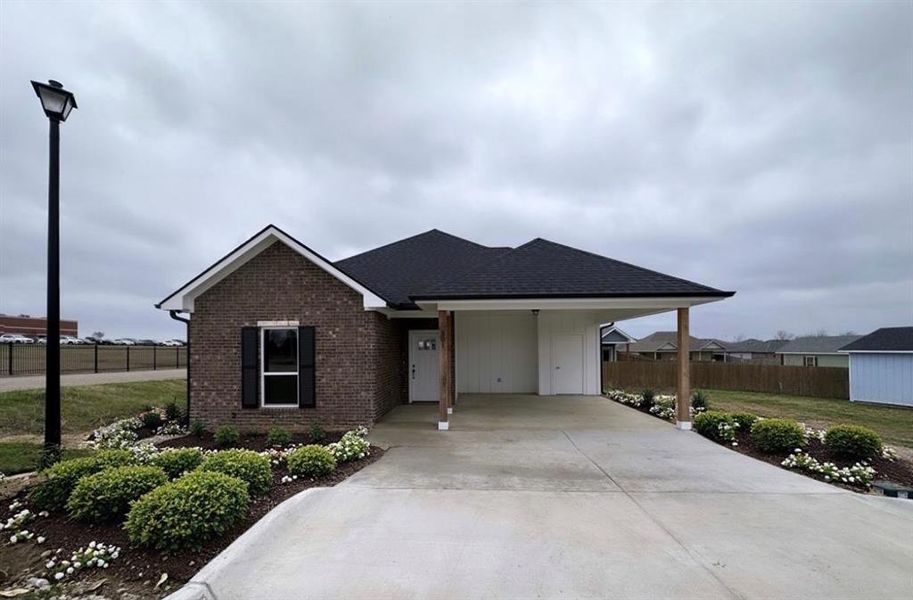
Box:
[676,307,691,430]
[438,310,453,430]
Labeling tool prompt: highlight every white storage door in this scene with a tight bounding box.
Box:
[457,313,538,393]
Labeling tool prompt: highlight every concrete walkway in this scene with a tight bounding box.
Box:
[172,395,913,600]
[0,368,186,392]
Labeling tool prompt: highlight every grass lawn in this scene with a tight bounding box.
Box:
[0,443,95,476]
[704,389,913,449]
[0,379,186,438]
[0,379,185,475]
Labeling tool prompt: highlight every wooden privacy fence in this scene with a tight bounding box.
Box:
[601,361,849,399]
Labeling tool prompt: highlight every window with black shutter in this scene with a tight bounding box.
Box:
[261,327,299,407]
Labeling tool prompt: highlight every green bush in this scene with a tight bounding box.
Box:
[690,390,709,410]
[198,449,272,496]
[731,412,758,431]
[214,425,240,448]
[751,419,805,454]
[287,445,337,477]
[29,449,136,512]
[824,425,883,461]
[125,471,250,552]
[150,447,204,479]
[190,421,205,437]
[140,411,163,430]
[640,389,655,409]
[266,427,292,447]
[165,402,182,422]
[309,422,327,443]
[67,465,167,523]
[693,411,736,442]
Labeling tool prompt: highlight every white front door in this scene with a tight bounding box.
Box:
[552,334,584,394]
[409,330,440,403]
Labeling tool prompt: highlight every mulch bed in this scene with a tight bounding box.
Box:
[0,436,384,599]
[611,398,913,490]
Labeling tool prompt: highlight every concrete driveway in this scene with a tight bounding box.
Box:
[175,395,913,600]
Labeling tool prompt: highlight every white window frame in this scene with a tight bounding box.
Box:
[260,326,299,408]
[804,355,818,367]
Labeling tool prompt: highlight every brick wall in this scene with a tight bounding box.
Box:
[190,242,405,432]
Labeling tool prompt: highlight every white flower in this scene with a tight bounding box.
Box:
[54,572,64,581]
[66,567,74,574]
[37,536,45,544]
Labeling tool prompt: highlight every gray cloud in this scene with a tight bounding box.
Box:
[1,0,911,341]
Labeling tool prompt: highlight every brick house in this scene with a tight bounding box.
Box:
[157,225,734,432]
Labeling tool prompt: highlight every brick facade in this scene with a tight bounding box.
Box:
[190,242,428,432]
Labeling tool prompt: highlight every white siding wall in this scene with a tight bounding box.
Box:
[849,353,913,407]
[456,312,538,393]
[537,311,602,395]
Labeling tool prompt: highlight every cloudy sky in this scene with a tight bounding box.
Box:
[1,1,911,341]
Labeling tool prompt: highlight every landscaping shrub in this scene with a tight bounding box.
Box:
[327,427,370,463]
[690,390,709,410]
[640,389,655,409]
[824,425,883,461]
[266,427,292,447]
[731,412,758,431]
[190,421,205,437]
[287,445,337,477]
[164,402,182,422]
[67,465,167,523]
[693,411,737,442]
[198,449,272,496]
[751,419,805,454]
[309,421,327,443]
[125,471,250,552]
[140,411,163,430]
[150,447,204,479]
[214,425,240,448]
[29,449,136,512]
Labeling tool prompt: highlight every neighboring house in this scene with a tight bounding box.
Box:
[157,225,733,431]
[776,335,862,368]
[840,327,913,408]
[619,331,727,362]
[600,325,636,362]
[719,338,788,364]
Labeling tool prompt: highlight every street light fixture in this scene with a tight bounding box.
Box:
[31,79,77,463]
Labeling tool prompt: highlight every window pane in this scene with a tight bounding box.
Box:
[264,375,298,405]
[265,329,297,373]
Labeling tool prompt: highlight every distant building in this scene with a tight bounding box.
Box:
[720,338,788,364]
[619,331,727,362]
[776,335,862,368]
[0,314,78,338]
[600,325,636,362]
[840,327,913,407]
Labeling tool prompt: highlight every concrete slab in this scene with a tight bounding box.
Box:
[172,394,912,599]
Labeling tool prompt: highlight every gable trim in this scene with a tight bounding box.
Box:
[157,225,388,313]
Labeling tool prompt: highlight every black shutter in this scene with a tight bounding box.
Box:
[241,327,259,409]
[298,326,316,408]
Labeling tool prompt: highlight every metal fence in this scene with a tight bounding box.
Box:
[0,343,187,377]
[602,361,849,399]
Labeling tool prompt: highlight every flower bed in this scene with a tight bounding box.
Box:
[0,425,383,599]
[606,388,913,492]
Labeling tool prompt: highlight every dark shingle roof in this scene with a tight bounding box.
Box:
[724,339,789,353]
[623,331,725,353]
[777,335,863,354]
[335,230,510,308]
[411,238,733,300]
[840,327,913,352]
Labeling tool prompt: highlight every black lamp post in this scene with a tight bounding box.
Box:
[31,79,77,462]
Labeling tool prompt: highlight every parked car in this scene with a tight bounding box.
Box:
[36,336,48,345]
[161,339,184,347]
[0,333,33,344]
[83,336,103,345]
[112,338,136,346]
[59,336,80,345]
[136,338,159,346]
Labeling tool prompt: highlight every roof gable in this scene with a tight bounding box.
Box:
[157,225,387,312]
[411,238,733,301]
[601,325,636,344]
[840,327,913,352]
